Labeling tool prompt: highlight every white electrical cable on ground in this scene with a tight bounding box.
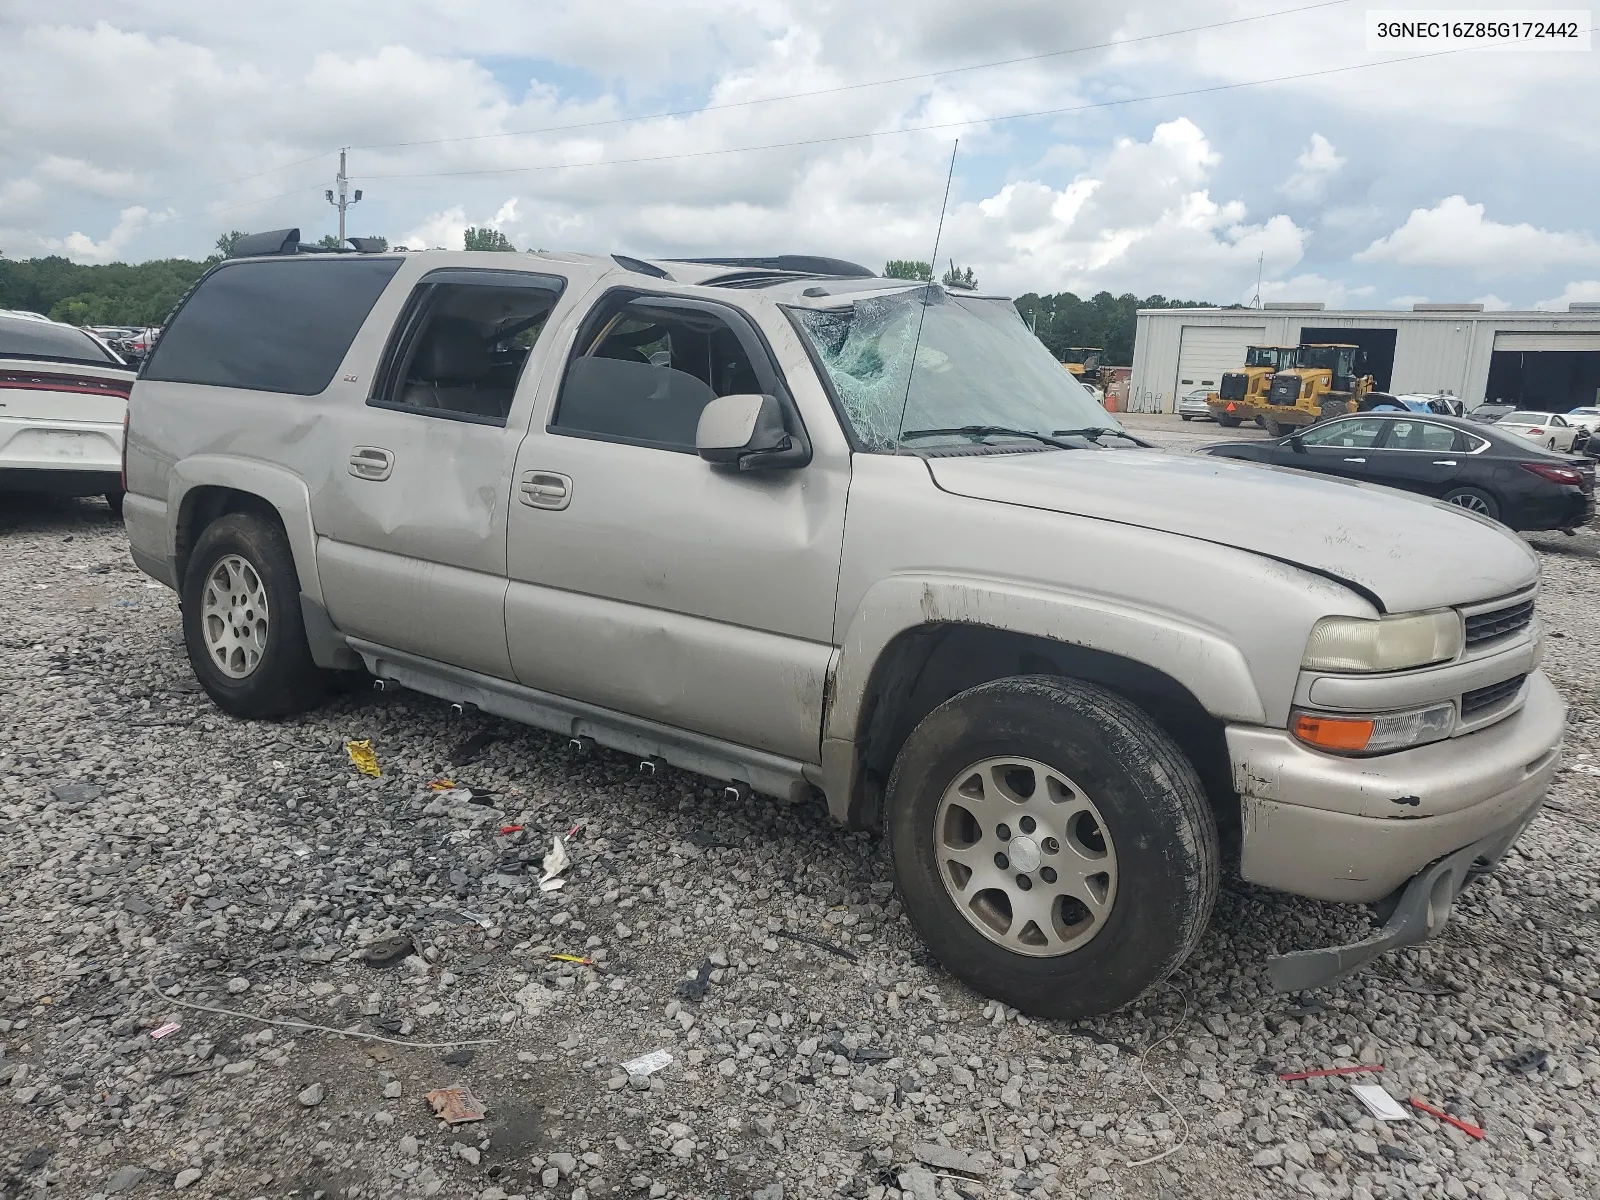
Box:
[1126,981,1193,1169]
[144,978,495,1049]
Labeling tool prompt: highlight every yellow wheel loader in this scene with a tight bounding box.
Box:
[1062,347,1104,386]
[1205,346,1299,427]
[1256,344,1374,436]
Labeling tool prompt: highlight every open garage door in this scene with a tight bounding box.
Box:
[1488,331,1600,409]
[1300,325,1397,391]
[1173,325,1265,411]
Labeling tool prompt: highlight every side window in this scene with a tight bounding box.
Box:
[1299,418,1386,449]
[144,257,402,394]
[551,295,772,450]
[371,270,564,425]
[1386,421,1458,452]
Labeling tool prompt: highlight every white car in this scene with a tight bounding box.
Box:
[0,311,135,514]
[1566,406,1600,432]
[1495,410,1582,452]
[1177,387,1214,421]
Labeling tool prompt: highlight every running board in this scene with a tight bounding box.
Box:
[347,638,817,803]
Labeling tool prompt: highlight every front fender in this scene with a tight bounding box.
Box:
[826,573,1268,745]
[168,455,323,604]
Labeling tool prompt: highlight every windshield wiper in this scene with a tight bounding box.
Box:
[900,425,1080,451]
[1052,426,1156,449]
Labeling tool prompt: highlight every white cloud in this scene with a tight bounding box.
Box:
[1256,273,1375,309]
[36,155,139,197]
[397,205,468,251]
[1278,133,1344,202]
[1472,293,1510,311]
[1356,196,1600,273]
[941,118,1309,298]
[40,205,169,264]
[1536,281,1600,311]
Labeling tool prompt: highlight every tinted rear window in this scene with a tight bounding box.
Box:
[0,318,120,365]
[144,257,403,394]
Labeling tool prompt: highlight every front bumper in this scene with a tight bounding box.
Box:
[1231,670,1564,904]
[1229,669,1565,988]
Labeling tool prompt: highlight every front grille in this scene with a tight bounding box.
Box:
[1461,674,1526,719]
[1268,377,1300,406]
[1463,599,1534,646]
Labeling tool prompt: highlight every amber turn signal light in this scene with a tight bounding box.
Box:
[1292,712,1376,752]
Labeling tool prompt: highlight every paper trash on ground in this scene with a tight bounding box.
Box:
[622,1049,672,1078]
[1351,1082,1412,1121]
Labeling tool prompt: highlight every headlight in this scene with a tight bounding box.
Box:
[1301,611,1462,673]
[1292,702,1456,755]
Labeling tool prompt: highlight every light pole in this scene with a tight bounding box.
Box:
[325,148,362,246]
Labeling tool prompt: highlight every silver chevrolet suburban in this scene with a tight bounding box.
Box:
[123,234,1566,1017]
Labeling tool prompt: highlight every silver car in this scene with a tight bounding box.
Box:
[123,239,1565,1016]
[1177,387,1214,421]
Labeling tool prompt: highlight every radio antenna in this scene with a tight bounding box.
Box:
[895,139,959,447]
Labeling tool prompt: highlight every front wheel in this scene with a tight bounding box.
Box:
[886,676,1219,1020]
[1262,418,1287,437]
[181,512,329,719]
[1180,414,1193,422]
[1216,415,1242,428]
[1442,486,1501,522]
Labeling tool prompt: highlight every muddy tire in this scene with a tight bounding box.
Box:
[181,512,329,719]
[1262,418,1287,438]
[1215,415,1242,428]
[886,676,1220,1019]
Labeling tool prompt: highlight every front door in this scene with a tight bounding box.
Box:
[1283,416,1391,482]
[313,267,567,678]
[504,290,849,763]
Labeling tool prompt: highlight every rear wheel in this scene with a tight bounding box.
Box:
[1216,416,1242,428]
[1547,438,1558,450]
[104,491,124,519]
[1262,418,1287,437]
[1442,486,1500,521]
[1180,414,1193,422]
[181,512,329,718]
[886,676,1219,1019]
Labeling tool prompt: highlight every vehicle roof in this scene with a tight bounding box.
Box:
[1497,410,1557,419]
[222,247,1016,306]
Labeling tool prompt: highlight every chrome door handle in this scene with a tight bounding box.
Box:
[348,446,394,481]
[1343,457,1366,463]
[519,470,572,510]
[1432,460,1458,466]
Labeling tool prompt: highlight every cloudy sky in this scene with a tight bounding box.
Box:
[0,0,1595,308]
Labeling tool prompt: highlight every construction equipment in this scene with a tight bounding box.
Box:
[1205,346,1299,427]
[1062,347,1104,386]
[1256,344,1374,436]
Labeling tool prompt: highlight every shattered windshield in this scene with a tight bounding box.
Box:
[791,287,1120,451]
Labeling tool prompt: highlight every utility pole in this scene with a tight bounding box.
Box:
[325,149,362,246]
[1251,251,1264,309]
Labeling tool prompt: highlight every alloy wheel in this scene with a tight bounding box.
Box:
[200,554,270,678]
[933,757,1118,957]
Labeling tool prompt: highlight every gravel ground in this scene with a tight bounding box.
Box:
[2,460,1599,1200]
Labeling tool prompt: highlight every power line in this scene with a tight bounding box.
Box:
[359,50,1460,183]
[351,0,1354,154]
[139,152,332,208]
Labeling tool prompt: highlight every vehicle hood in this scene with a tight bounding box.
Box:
[924,449,1538,612]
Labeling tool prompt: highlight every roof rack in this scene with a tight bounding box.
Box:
[667,255,875,279]
[228,228,389,258]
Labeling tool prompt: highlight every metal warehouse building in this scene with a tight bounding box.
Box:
[1126,302,1600,414]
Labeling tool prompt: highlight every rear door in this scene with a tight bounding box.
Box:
[1364,418,1468,498]
[311,267,569,679]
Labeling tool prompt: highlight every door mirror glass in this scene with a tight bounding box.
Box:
[696,393,804,470]
[1287,431,1306,452]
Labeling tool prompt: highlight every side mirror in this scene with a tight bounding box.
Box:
[695,393,809,470]
[1288,431,1307,453]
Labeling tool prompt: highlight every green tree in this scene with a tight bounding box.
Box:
[316,234,343,249]
[361,236,389,252]
[214,230,247,258]
[942,263,976,289]
[884,259,932,281]
[1012,290,1215,366]
[464,227,516,252]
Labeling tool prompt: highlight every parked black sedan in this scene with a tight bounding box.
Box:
[1201,412,1595,532]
